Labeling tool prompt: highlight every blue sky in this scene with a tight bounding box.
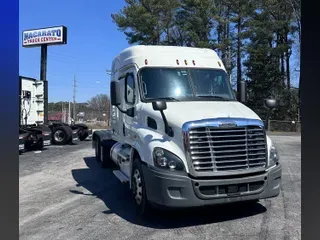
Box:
[19,0,129,103]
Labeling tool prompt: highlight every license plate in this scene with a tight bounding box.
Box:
[19,144,25,150]
[43,140,51,146]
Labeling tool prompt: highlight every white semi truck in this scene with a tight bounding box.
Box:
[92,45,281,216]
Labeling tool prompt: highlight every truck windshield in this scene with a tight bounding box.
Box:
[139,68,236,101]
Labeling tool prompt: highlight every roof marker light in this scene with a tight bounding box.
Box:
[176,59,179,65]
[184,60,188,65]
[218,61,221,67]
[192,60,196,65]
[145,59,148,65]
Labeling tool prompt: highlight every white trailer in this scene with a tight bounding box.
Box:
[19,76,92,152]
[20,76,45,125]
[92,45,281,216]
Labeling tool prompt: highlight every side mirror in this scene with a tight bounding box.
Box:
[265,99,277,109]
[239,81,247,103]
[110,81,121,106]
[152,101,167,111]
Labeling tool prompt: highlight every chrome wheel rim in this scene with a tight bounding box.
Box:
[133,169,143,205]
[54,130,65,142]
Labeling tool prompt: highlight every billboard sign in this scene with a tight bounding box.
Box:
[22,26,67,47]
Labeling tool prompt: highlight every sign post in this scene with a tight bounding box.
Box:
[40,45,48,124]
[22,26,67,124]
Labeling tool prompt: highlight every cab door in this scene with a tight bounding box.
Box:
[122,67,138,146]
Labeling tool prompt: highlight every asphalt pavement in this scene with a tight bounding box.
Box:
[19,134,301,240]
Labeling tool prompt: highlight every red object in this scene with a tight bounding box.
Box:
[48,112,69,121]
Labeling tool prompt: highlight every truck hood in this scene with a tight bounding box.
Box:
[142,101,261,129]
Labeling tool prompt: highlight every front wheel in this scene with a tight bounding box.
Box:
[131,159,152,217]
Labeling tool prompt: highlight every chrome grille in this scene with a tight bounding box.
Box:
[188,126,267,172]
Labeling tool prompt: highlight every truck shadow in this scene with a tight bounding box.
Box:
[70,156,267,229]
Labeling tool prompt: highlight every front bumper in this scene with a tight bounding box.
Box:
[142,164,282,208]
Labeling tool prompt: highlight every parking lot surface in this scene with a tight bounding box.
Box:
[19,135,301,240]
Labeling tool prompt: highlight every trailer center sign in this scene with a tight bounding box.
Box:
[22,26,67,47]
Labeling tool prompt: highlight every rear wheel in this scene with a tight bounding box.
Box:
[101,140,116,168]
[131,158,152,217]
[52,126,71,145]
[78,129,89,141]
[95,138,101,162]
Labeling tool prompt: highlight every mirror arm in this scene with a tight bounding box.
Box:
[114,105,134,117]
[159,110,174,137]
[115,105,127,114]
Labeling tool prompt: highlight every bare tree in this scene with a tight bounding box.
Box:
[87,94,110,114]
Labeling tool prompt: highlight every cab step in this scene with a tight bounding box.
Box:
[113,170,129,183]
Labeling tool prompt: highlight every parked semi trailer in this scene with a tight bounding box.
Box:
[92,45,282,216]
[19,76,92,152]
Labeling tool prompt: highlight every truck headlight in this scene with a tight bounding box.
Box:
[153,147,185,171]
[269,145,280,167]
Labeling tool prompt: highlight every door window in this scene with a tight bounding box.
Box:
[125,73,135,104]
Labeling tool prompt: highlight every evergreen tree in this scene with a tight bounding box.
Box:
[111,0,180,45]
[175,0,216,48]
[244,9,284,119]
[111,0,300,121]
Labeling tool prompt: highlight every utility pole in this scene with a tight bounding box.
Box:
[68,101,71,124]
[62,102,66,123]
[73,74,76,123]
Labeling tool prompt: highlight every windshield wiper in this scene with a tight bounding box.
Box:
[196,95,232,101]
[151,97,180,102]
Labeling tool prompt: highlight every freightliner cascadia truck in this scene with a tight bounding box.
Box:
[92,45,281,216]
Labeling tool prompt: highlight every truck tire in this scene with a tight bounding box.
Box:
[131,158,152,217]
[66,126,74,142]
[52,126,71,145]
[78,129,89,141]
[101,140,116,169]
[95,138,101,162]
[36,138,44,150]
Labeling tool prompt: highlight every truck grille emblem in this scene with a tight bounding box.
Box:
[218,122,237,128]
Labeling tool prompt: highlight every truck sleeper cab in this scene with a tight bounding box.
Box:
[93,45,281,216]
